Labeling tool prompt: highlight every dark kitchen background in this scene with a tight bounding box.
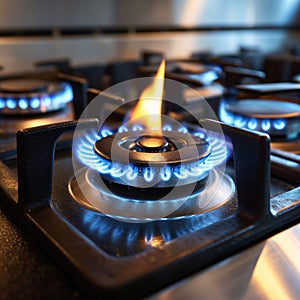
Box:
[0,0,299,71]
[0,1,300,300]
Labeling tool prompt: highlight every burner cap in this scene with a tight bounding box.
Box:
[92,130,213,200]
[0,79,48,93]
[73,125,229,213]
[136,135,169,152]
[94,131,211,166]
[226,99,300,119]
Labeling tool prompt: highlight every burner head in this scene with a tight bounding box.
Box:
[72,123,230,221]
[221,99,300,139]
[93,129,211,200]
[0,79,73,115]
[94,131,210,166]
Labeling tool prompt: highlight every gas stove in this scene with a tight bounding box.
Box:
[0,55,300,299]
[0,68,88,159]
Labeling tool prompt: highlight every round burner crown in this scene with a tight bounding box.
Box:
[94,131,211,166]
[136,135,168,152]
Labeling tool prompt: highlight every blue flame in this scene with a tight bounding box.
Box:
[234,117,247,127]
[19,98,28,110]
[6,98,17,109]
[0,98,4,109]
[160,167,172,181]
[247,118,258,130]
[174,166,189,179]
[42,96,51,107]
[132,124,144,131]
[100,129,113,138]
[219,101,287,133]
[126,166,138,180]
[162,124,172,132]
[188,70,219,86]
[118,125,129,133]
[75,125,228,185]
[261,119,271,131]
[61,84,73,103]
[30,98,40,109]
[143,167,155,182]
[178,126,188,133]
[193,132,206,139]
[273,119,286,130]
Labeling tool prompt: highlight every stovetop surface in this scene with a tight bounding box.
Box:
[1,183,300,300]
[1,136,299,299]
[3,147,295,257]
[0,53,299,299]
[149,222,300,300]
[0,200,83,300]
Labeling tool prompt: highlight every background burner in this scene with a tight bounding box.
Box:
[0,78,73,115]
[220,99,300,140]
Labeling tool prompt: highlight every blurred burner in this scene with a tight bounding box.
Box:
[0,72,88,157]
[0,78,73,115]
[220,99,300,140]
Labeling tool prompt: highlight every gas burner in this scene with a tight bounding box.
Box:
[220,99,300,140]
[70,124,233,221]
[93,129,211,199]
[0,79,73,115]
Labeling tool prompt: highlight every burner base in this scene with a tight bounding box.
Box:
[68,168,235,222]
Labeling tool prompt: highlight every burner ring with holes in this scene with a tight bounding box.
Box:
[68,167,235,221]
[221,99,300,139]
[73,125,230,219]
[0,79,73,115]
[94,131,211,166]
[93,130,212,200]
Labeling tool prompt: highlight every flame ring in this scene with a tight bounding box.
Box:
[74,125,228,185]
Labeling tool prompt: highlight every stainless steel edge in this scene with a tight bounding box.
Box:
[0,0,299,28]
[1,30,299,71]
[148,223,300,300]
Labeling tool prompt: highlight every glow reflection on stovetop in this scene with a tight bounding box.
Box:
[79,168,232,219]
[81,205,227,253]
[0,83,73,112]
